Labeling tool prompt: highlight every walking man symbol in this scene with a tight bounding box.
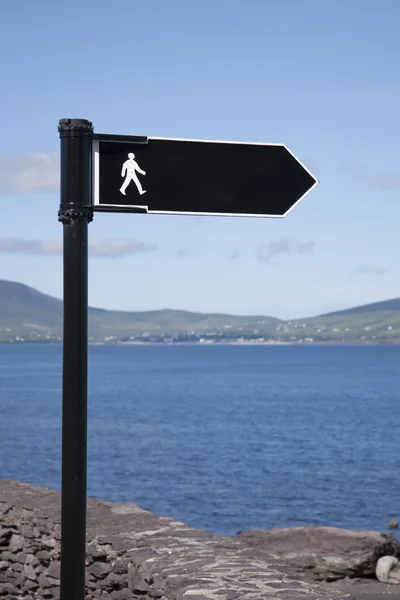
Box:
[119,153,146,196]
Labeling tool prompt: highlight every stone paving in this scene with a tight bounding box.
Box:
[0,480,354,599]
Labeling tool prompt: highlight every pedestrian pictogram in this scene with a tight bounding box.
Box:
[119,153,146,196]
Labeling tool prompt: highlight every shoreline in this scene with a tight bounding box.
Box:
[2,340,400,346]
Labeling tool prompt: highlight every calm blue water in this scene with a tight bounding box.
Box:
[0,343,399,538]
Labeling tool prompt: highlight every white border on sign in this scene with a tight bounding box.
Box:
[92,137,319,217]
[93,139,100,205]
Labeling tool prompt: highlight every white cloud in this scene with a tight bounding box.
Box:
[88,238,157,257]
[0,153,59,194]
[351,264,387,276]
[0,237,157,258]
[256,238,315,263]
[175,248,188,258]
[341,162,400,191]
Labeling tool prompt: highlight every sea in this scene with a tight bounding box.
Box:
[0,343,399,539]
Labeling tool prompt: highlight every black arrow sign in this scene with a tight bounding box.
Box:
[93,136,318,217]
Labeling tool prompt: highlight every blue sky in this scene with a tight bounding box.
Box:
[0,0,399,319]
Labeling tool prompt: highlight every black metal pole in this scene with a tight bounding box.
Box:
[58,118,93,600]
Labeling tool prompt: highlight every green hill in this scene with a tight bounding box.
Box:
[0,280,279,342]
[0,280,63,330]
[320,298,400,317]
[280,299,400,343]
[0,280,399,343]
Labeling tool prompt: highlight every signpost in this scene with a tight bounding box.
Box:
[93,135,317,217]
[58,118,318,600]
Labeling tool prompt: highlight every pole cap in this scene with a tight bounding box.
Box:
[58,118,93,132]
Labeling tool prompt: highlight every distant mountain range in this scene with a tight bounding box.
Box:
[0,280,399,344]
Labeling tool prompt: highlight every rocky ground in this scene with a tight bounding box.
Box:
[327,580,400,600]
[1,479,400,600]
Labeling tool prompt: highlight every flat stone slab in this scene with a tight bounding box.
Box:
[0,479,353,599]
[328,579,400,600]
[238,527,400,581]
